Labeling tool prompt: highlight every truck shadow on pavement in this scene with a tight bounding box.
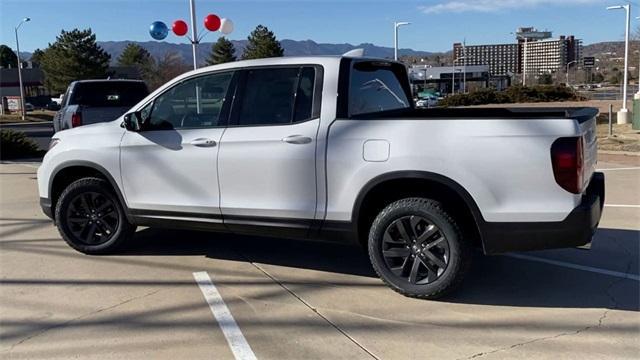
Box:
[121,227,640,312]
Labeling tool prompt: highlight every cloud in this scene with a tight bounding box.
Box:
[419,0,601,14]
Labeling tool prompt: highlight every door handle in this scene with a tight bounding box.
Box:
[190,138,217,147]
[282,135,312,144]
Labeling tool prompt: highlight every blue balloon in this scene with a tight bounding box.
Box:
[149,21,168,40]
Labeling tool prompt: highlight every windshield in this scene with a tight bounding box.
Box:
[69,81,149,107]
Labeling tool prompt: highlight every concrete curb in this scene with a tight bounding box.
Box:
[1,158,43,164]
[0,121,52,126]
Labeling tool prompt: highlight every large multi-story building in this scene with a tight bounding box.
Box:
[452,43,518,76]
[523,35,582,75]
[452,28,583,80]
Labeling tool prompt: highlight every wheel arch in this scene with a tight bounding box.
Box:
[49,161,130,221]
[351,171,487,252]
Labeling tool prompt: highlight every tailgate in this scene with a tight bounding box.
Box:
[80,106,130,125]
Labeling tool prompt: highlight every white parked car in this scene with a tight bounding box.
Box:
[415,95,438,108]
[37,54,604,298]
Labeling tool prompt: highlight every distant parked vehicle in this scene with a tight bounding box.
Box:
[53,80,149,133]
[46,101,61,111]
[415,95,438,108]
[24,103,35,112]
[51,95,63,105]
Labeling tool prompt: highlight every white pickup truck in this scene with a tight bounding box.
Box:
[37,55,604,298]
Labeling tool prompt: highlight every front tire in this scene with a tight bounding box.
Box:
[55,177,135,254]
[368,198,471,299]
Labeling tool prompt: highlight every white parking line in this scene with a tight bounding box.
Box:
[597,167,640,171]
[193,271,257,360]
[605,204,640,208]
[506,254,640,281]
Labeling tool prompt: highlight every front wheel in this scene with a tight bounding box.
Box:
[55,177,136,254]
[368,198,471,299]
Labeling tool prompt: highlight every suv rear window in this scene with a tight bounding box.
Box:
[69,81,149,107]
[348,61,411,116]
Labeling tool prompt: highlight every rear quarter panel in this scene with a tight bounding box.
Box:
[325,118,584,223]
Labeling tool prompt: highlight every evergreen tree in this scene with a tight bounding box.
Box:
[206,37,236,65]
[241,25,284,60]
[0,45,18,68]
[40,29,111,93]
[30,49,45,67]
[117,43,152,68]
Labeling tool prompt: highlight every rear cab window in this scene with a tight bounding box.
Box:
[341,60,413,118]
[69,81,149,107]
[231,65,322,127]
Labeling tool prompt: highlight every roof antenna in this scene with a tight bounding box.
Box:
[342,48,364,57]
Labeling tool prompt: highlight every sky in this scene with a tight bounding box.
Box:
[0,0,637,53]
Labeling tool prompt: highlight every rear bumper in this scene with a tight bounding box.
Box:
[481,172,605,254]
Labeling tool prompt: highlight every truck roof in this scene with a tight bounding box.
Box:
[70,79,146,85]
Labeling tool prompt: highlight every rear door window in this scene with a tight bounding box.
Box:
[349,61,411,116]
[69,82,149,107]
[234,66,318,126]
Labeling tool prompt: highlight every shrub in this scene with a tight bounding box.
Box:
[439,85,585,107]
[0,129,41,159]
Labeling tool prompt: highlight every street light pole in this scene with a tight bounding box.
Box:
[607,4,631,124]
[393,21,410,61]
[566,60,577,87]
[451,63,456,95]
[14,17,30,121]
[462,40,467,93]
[522,37,528,86]
[636,16,640,93]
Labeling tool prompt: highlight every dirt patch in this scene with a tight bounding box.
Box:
[596,123,640,152]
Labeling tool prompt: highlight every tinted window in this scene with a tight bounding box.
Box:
[293,67,315,122]
[237,67,316,126]
[69,81,149,107]
[147,71,234,130]
[349,62,410,116]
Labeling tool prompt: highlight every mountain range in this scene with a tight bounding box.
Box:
[95,39,439,65]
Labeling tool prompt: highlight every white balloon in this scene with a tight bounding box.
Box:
[220,18,234,34]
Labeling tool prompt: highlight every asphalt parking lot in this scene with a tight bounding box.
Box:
[1,156,638,359]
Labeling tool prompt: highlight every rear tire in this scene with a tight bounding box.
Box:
[368,197,471,299]
[55,177,135,254]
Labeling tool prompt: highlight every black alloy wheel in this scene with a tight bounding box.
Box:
[381,215,450,284]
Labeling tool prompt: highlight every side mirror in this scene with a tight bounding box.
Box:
[123,112,142,132]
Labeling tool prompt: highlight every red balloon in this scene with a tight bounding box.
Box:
[172,20,188,36]
[204,14,221,31]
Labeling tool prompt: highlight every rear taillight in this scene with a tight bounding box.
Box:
[551,137,584,194]
[71,112,82,127]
